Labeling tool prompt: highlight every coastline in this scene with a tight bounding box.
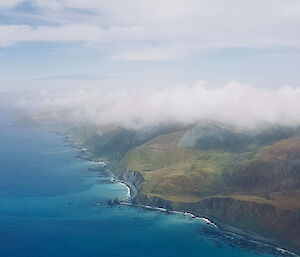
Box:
[117,181,132,200]
[120,181,296,257]
[63,132,298,257]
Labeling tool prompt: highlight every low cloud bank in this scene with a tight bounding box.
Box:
[19,81,300,130]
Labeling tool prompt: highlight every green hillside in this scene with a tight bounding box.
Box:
[67,122,300,253]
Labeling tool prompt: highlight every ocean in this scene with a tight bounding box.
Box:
[0,109,294,257]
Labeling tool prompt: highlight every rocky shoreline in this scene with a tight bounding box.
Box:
[63,132,298,257]
[125,184,297,257]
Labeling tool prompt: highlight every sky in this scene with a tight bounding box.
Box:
[2,1,300,129]
[1,0,300,92]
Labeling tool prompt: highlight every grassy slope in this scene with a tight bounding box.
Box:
[123,131,246,201]
[121,129,300,253]
[124,131,300,208]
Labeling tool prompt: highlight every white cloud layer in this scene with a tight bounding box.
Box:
[1,0,300,60]
[20,81,300,130]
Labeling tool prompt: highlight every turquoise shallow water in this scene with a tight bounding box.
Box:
[0,109,294,257]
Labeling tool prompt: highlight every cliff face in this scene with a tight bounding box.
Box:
[118,170,144,197]
[132,193,300,253]
[188,198,300,252]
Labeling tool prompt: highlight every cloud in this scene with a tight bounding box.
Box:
[110,47,190,61]
[31,74,118,81]
[0,23,143,47]
[19,81,300,130]
[1,1,300,60]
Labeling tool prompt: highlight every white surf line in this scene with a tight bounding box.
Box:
[196,217,218,228]
[275,247,297,256]
[123,202,218,228]
[97,160,106,166]
[181,212,218,228]
[118,182,131,200]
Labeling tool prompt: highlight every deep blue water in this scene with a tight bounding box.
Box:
[0,109,294,257]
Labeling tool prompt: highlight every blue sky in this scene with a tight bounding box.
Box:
[1,0,300,92]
